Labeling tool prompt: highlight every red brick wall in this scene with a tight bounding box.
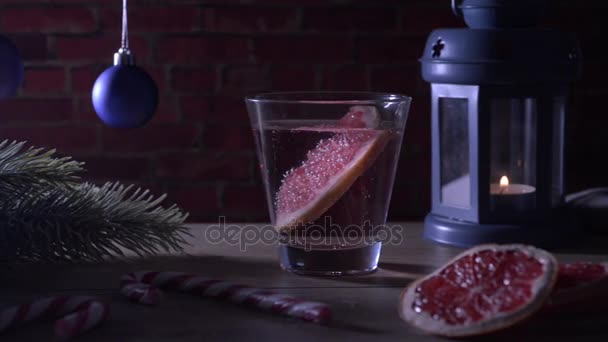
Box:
[0,0,605,222]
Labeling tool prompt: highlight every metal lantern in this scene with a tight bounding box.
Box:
[421,0,582,246]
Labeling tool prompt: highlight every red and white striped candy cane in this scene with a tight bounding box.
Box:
[0,295,108,338]
[120,275,163,305]
[54,301,108,339]
[121,271,332,324]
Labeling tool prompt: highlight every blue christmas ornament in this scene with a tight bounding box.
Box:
[92,52,158,128]
[0,35,24,99]
[92,0,158,128]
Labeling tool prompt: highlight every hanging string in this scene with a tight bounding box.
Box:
[121,0,129,49]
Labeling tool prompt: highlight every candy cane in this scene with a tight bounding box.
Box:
[121,271,332,324]
[120,275,163,305]
[54,301,108,339]
[0,295,108,338]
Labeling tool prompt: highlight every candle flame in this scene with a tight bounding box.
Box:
[500,176,509,187]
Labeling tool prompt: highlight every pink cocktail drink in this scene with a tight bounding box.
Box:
[246,93,410,276]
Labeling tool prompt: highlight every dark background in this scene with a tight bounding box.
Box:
[0,0,605,222]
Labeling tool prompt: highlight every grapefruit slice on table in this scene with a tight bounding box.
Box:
[554,261,608,291]
[274,106,388,231]
[546,261,608,312]
[399,244,558,337]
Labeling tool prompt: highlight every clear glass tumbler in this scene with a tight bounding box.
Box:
[245,92,411,276]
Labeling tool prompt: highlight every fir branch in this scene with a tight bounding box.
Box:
[0,182,189,262]
[0,141,191,263]
[0,140,83,192]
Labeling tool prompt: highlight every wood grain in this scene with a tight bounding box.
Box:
[1,222,608,341]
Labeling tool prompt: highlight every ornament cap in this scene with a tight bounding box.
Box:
[113,48,135,66]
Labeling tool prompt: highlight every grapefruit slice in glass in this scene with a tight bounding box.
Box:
[274,106,388,231]
[338,105,381,128]
[399,244,558,337]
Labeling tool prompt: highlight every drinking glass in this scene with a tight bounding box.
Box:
[246,92,411,276]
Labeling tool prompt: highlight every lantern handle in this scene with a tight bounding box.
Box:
[451,0,463,17]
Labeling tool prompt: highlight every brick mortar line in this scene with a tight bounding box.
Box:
[70,146,233,156]
[157,179,256,187]
[68,32,427,38]
[0,2,414,9]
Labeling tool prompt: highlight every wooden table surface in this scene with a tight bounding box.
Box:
[2,222,608,341]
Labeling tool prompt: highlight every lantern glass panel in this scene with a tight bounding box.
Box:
[552,96,565,206]
[439,97,470,208]
[489,98,537,213]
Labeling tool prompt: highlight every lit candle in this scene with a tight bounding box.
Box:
[489,176,536,212]
[490,176,535,195]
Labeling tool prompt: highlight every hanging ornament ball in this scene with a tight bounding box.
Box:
[92,65,158,129]
[0,35,24,99]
